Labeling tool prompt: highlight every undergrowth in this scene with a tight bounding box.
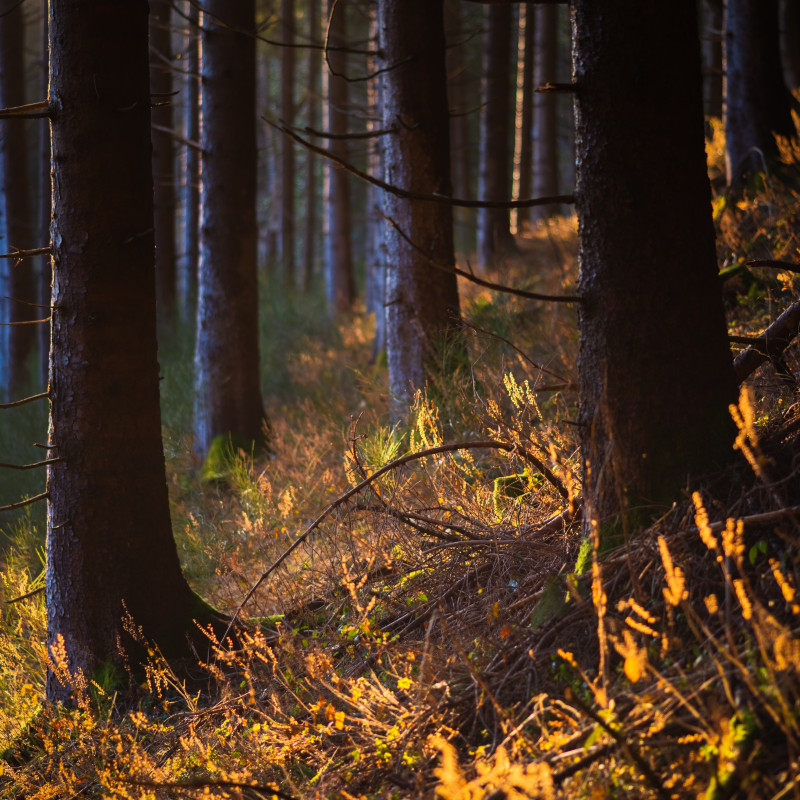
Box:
[2,183,800,799]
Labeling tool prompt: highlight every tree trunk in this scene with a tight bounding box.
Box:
[302,0,321,293]
[46,0,218,703]
[280,0,296,287]
[573,0,738,534]
[324,0,355,314]
[477,4,517,270]
[378,0,462,414]
[38,0,51,391]
[179,0,200,320]
[780,0,800,91]
[194,0,268,459]
[0,2,35,401]
[701,0,724,120]
[531,4,559,223]
[514,3,535,235]
[725,0,795,187]
[150,0,177,318]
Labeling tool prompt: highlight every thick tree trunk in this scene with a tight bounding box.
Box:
[378,0,462,413]
[477,4,517,270]
[46,0,217,703]
[280,0,296,287]
[194,0,268,459]
[515,4,535,235]
[725,0,795,187]
[0,2,35,400]
[324,0,355,314]
[179,0,200,320]
[573,0,738,534]
[150,0,176,318]
[38,0,51,391]
[302,0,321,293]
[531,4,559,223]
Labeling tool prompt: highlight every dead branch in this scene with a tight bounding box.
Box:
[265,118,575,210]
[151,122,201,152]
[733,300,800,383]
[0,247,51,260]
[300,123,397,140]
[0,458,61,470]
[0,492,49,513]
[0,391,49,410]
[0,100,50,119]
[0,317,50,326]
[3,586,44,605]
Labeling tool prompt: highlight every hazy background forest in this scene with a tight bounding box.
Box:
[1,0,800,798]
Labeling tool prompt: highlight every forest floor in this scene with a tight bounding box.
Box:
[2,163,800,798]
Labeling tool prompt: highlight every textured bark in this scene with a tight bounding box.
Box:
[701,0,724,119]
[194,0,267,459]
[0,2,35,400]
[515,4,535,234]
[324,0,355,314]
[573,0,738,531]
[38,0,51,391]
[280,0,296,286]
[46,0,216,704]
[179,0,200,319]
[725,0,795,187]
[378,0,462,413]
[531,4,559,222]
[302,0,321,293]
[477,4,517,270]
[150,0,176,317]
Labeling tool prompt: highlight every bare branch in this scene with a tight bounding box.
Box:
[0,458,61,470]
[0,100,50,119]
[536,82,577,93]
[0,317,51,326]
[0,492,49,513]
[267,118,575,210]
[0,246,51,259]
[0,392,49,410]
[300,123,397,141]
[151,122,201,152]
[734,300,800,383]
[3,587,44,605]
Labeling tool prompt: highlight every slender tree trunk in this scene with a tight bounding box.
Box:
[514,3,535,234]
[150,0,176,318]
[725,0,795,187]
[531,4,559,223]
[194,0,268,459]
[179,0,200,320]
[324,0,355,314]
[302,0,321,293]
[46,0,218,703]
[280,0,296,287]
[701,0,724,119]
[477,4,517,270]
[38,0,51,391]
[444,0,471,202]
[780,0,800,91]
[378,0,462,414]
[573,0,738,535]
[0,2,35,400]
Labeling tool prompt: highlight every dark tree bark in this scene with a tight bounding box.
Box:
[46,0,219,703]
[515,3,535,234]
[179,0,200,319]
[150,0,177,318]
[378,0,462,413]
[302,0,321,293]
[279,0,296,287]
[194,0,268,459]
[0,1,35,400]
[701,0,724,119]
[572,0,738,533]
[725,0,795,187]
[444,0,471,203]
[38,0,51,391]
[531,4,559,223]
[324,0,355,314]
[477,4,517,269]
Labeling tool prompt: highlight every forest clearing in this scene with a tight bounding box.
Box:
[1,1,800,798]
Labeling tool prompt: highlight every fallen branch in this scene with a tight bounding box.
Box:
[226,440,568,636]
[733,300,800,383]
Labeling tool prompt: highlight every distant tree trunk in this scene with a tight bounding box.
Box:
[725,0,795,187]
[302,0,321,293]
[0,1,35,400]
[573,0,738,534]
[780,0,800,91]
[378,0,462,413]
[150,0,177,319]
[477,4,517,270]
[194,0,268,459]
[531,4,559,223]
[701,0,724,119]
[514,3,535,235]
[444,0,471,202]
[324,0,355,314]
[46,0,221,704]
[280,0,296,287]
[178,0,200,321]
